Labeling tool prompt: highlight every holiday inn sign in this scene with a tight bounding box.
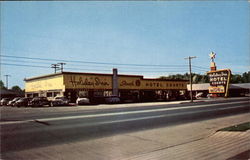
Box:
[207,69,231,97]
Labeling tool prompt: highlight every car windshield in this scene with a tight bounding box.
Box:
[32,98,40,101]
[55,97,67,100]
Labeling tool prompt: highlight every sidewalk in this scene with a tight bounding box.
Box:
[3,113,250,160]
[121,130,250,160]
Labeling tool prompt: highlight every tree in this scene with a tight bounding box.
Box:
[159,73,209,83]
[158,71,250,84]
[242,71,250,83]
[11,85,23,93]
[0,80,6,90]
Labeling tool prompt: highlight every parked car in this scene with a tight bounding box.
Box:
[76,97,90,105]
[105,96,120,104]
[28,97,51,107]
[51,96,69,106]
[0,98,12,106]
[195,92,204,99]
[7,97,21,106]
[14,97,32,107]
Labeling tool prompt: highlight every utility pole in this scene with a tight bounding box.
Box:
[58,63,66,72]
[184,56,196,102]
[51,64,60,73]
[4,75,11,89]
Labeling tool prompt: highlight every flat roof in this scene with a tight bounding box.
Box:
[24,71,144,81]
[24,71,188,82]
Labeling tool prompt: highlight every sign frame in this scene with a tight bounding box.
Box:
[207,69,231,97]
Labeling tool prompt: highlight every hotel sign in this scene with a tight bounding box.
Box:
[208,86,225,93]
[118,77,187,90]
[207,69,231,97]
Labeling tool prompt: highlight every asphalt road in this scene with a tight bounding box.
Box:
[1,97,249,154]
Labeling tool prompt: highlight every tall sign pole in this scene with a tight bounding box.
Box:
[209,52,217,71]
[184,56,196,102]
[207,52,231,98]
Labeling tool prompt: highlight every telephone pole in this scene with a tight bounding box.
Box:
[184,56,196,102]
[4,75,11,89]
[51,64,60,73]
[58,63,66,72]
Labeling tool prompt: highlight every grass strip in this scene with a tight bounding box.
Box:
[218,122,250,132]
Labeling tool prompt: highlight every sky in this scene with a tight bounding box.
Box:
[1,1,249,89]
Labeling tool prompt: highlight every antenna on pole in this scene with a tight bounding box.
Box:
[184,56,197,102]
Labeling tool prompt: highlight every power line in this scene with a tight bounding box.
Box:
[2,59,191,70]
[1,63,49,69]
[3,58,192,71]
[0,63,112,72]
[192,65,208,70]
[0,63,190,73]
[0,55,190,68]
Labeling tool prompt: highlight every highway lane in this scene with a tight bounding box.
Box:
[1,97,249,121]
[1,98,249,153]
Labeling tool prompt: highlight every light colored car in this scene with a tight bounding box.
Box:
[105,96,120,104]
[76,97,90,105]
[0,98,11,106]
[195,92,203,99]
[51,96,69,106]
[7,97,21,106]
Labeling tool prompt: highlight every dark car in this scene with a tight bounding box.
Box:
[7,97,21,106]
[0,98,11,106]
[28,97,51,107]
[15,97,32,107]
[105,96,121,104]
[51,96,69,106]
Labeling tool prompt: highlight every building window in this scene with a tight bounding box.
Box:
[47,92,53,97]
[27,94,32,98]
[79,91,88,97]
[33,93,39,97]
[54,92,60,97]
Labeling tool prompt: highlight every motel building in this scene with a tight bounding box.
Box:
[24,69,188,103]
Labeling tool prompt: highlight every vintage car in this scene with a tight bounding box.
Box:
[14,97,32,107]
[51,96,69,106]
[105,96,121,104]
[0,98,12,106]
[76,97,90,105]
[7,97,21,106]
[28,97,50,107]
